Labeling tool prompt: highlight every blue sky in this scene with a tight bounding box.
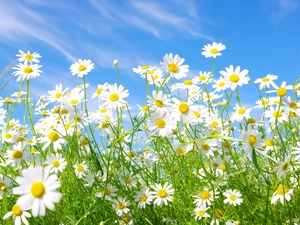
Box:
[1,0,300,111]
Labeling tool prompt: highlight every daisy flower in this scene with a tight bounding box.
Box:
[194,205,210,221]
[219,65,250,91]
[39,130,66,151]
[47,83,69,103]
[231,104,252,123]
[13,166,62,217]
[171,98,197,124]
[254,97,270,109]
[4,143,30,167]
[271,184,293,205]
[254,74,278,90]
[212,77,228,92]
[148,112,175,137]
[0,175,11,199]
[132,65,154,75]
[223,189,243,206]
[70,59,94,77]
[96,184,117,201]
[137,104,149,117]
[46,153,67,174]
[16,50,41,64]
[275,154,292,178]
[240,126,264,159]
[201,42,226,58]
[193,188,219,207]
[198,139,218,158]
[12,63,42,82]
[74,161,88,179]
[147,90,172,113]
[101,83,129,110]
[3,204,31,225]
[267,81,292,97]
[1,128,20,144]
[192,71,212,85]
[134,188,153,209]
[160,53,189,79]
[61,88,85,107]
[113,197,131,216]
[149,182,174,206]
[264,107,288,125]
[91,83,109,99]
[175,143,193,156]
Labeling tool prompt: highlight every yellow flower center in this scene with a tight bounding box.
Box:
[122,216,131,223]
[117,202,126,209]
[23,66,33,73]
[210,48,218,54]
[178,103,189,113]
[60,109,68,114]
[78,65,86,71]
[52,160,60,168]
[128,151,135,157]
[70,99,79,105]
[176,147,186,155]
[153,75,159,80]
[168,63,179,73]
[262,99,269,105]
[140,194,147,202]
[5,133,12,139]
[277,87,287,97]
[30,182,45,198]
[219,81,225,87]
[96,88,103,95]
[124,178,132,184]
[290,102,298,109]
[238,108,246,115]
[220,163,227,171]
[81,138,89,145]
[77,165,84,172]
[104,188,111,195]
[194,112,200,118]
[211,121,218,128]
[12,150,23,159]
[141,65,150,70]
[202,143,210,151]
[109,93,119,102]
[102,121,110,129]
[262,77,269,82]
[265,139,273,146]
[156,119,166,128]
[141,106,148,111]
[154,100,164,108]
[200,190,211,200]
[48,131,59,142]
[55,92,62,99]
[247,118,256,124]
[222,141,231,148]
[198,210,205,216]
[273,111,282,118]
[213,163,219,168]
[229,195,237,201]
[25,54,33,60]
[277,184,289,195]
[12,204,23,216]
[0,182,6,192]
[199,75,207,81]
[248,135,257,146]
[281,162,289,171]
[229,74,239,83]
[289,111,297,117]
[157,189,167,198]
[184,79,193,85]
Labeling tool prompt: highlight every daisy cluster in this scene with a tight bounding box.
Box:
[0,43,300,224]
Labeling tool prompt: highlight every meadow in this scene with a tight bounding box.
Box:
[0,43,300,225]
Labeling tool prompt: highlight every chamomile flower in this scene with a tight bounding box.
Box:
[137,104,149,117]
[102,83,129,110]
[39,130,66,151]
[192,71,212,85]
[271,184,293,205]
[13,166,62,217]
[219,65,250,91]
[223,189,243,206]
[74,161,88,179]
[3,204,31,225]
[264,107,288,125]
[47,83,69,103]
[275,154,292,178]
[254,74,278,90]
[134,188,153,209]
[194,205,211,220]
[201,42,226,58]
[149,182,174,206]
[12,63,42,82]
[175,143,193,156]
[171,98,197,124]
[113,197,131,216]
[61,88,85,107]
[147,90,171,113]
[1,128,19,144]
[193,188,219,207]
[160,53,189,79]
[0,175,11,199]
[70,59,94,77]
[4,143,30,167]
[198,139,218,157]
[213,77,228,92]
[46,153,67,174]
[267,81,292,97]
[231,104,252,122]
[97,184,117,201]
[91,83,109,99]
[240,126,264,159]
[148,112,175,137]
[16,50,41,64]
[132,65,154,75]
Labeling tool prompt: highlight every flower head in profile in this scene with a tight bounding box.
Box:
[160,53,189,79]
[16,50,41,64]
[271,184,293,205]
[202,42,226,58]
[70,59,94,77]
[13,166,62,217]
[12,63,42,82]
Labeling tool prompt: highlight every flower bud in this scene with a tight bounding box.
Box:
[113,59,119,66]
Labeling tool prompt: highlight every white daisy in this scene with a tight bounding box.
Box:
[194,205,210,220]
[47,83,69,103]
[231,103,252,123]
[113,197,131,216]
[16,50,41,64]
[271,184,293,205]
[3,204,31,225]
[147,90,172,113]
[275,154,291,178]
[70,59,94,77]
[4,143,30,167]
[171,98,197,124]
[148,112,175,137]
[134,188,153,209]
[96,184,117,201]
[74,161,88,179]
[193,188,219,207]
[0,175,11,199]
[61,88,85,107]
[149,182,174,206]
[219,65,250,91]
[46,153,67,174]
[12,63,42,82]
[254,74,278,90]
[13,166,62,217]
[240,126,264,159]
[201,42,226,58]
[223,189,243,206]
[91,83,109,99]
[160,53,189,80]
[101,83,129,110]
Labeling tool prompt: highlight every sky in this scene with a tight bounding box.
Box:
[0,0,300,113]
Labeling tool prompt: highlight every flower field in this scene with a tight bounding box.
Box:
[0,43,300,225]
